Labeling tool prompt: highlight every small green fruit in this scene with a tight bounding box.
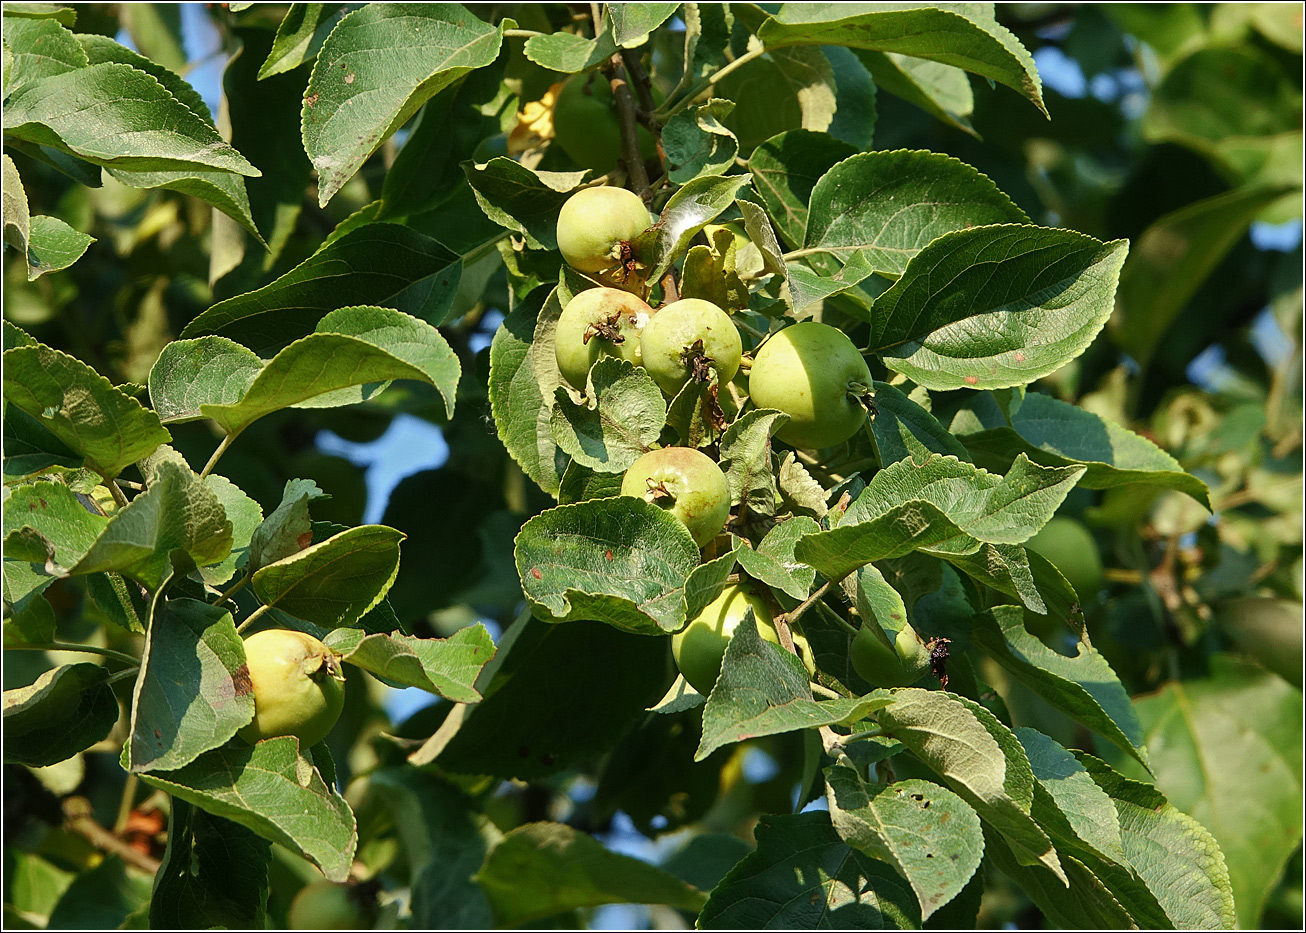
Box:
[288,880,363,930]
[552,73,657,174]
[556,186,651,290]
[639,298,743,396]
[748,321,873,449]
[850,623,931,688]
[238,629,346,749]
[554,287,655,391]
[620,446,731,547]
[1025,516,1103,600]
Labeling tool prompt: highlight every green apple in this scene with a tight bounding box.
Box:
[238,629,346,749]
[556,186,652,292]
[620,446,731,547]
[288,880,363,930]
[672,583,816,696]
[850,622,931,688]
[555,287,655,391]
[552,73,657,174]
[1025,516,1103,600]
[748,321,873,449]
[639,298,743,396]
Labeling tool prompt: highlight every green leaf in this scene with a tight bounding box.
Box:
[20,214,95,279]
[138,737,357,882]
[149,800,270,930]
[523,21,618,73]
[971,606,1145,766]
[1077,753,1237,930]
[804,150,1027,279]
[158,307,461,435]
[1,3,76,26]
[476,822,707,926]
[247,478,325,574]
[129,598,253,772]
[735,517,820,600]
[944,542,1046,614]
[634,172,753,283]
[2,404,80,478]
[3,479,108,596]
[488,285,568,497]
[869,380,972,466]
[195,474,262,587]
[876,688,1064,881]
[302,3,504,205]
[736,197,788,278]
[2,63,259,175]
[795,498,969,582]
[515,498,700,635]
[258,3,345,79]
[180,225,463,355]
[825,761,984,920]
[698,810,920,929]
[557,460,624,504]
[68,460,231,590]
[869,225,1129,390]
[609,3,679,47]
[663,98,740,184]
[718,408,787,518]
[76,33,212,125]
[1213,597,1304,688]
[3,590,55,646]
[324,624,495,703]
[956,390,1211,508]
[2,154,31,254]
[251,525,404,630]
[1,15,84,98]
[1123,656,1302,928]
[2,662,118,766]
[549,358,665,473]
[47,855,152,930]
[855,50,975,135]
[748,129,858,249]
[698,611,892,761]
[1016,729,1129,867]
[464,158,587,251]
[2,342,170,478]
[758,3,1045,116]
[824,46,877,150]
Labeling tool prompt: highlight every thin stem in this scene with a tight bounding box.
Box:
[781,247,828,261]
[818,725,851,759]
[216,570,252,608]
[199,431,238,480]
[107,667,140,685]
[502,28,546,39]
[114,773,139,834]
[841,728,887,745]
[235,603,271,634]
[811,681,842,700]
[463,229,514,266]
[608,55,650,195]
[620,47,658,114]
[106,477,129,510]
[115,479,145,492]
[9,642,139,666]
[827,612,860,638]
[781,579,836,628]
[656,45,771,120]
[63,797,161,876]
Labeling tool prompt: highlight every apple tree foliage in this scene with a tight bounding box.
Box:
[2,2,1302,930]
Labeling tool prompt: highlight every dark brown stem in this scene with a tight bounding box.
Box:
[63,797,161,875]
[608,55,650,196]
[620,48,659,128]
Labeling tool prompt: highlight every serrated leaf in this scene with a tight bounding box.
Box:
[697,611,892,760]
[944,542,1047,614]
[718,408,787,519]
[1077,753,1236,930]
[158,306,460,435]
[3,480,108,600]
[3,154,31,254]
[180,225,462,355]
[76,33,212,125]
[549,358,665,473]
[1,15,86,91]
[735,197,787,278]
[3,342,170,478]
[805,150,1027,279]
[735,517,820,600]
[698,810,920,928]
[324,624,495,703]
[476,822,706,926]
[663,98,739,183]
[855,50,975,134]
[129,598,253,773]
[248,478,325,573]
[796,498,969,582]
[302,3,504,205]
[20,213,95,279]
[825,761,984,920]
[869,380,972,466]
[758,3,1045,116]
[199,474,262,586]
[957,391,1210,508]
[876,688,1064,881]
[251,524,404,630]
[464,158,587,250]
[869,226,1129,391]
[3,662,118,766]
[523,23,617,73]
[514,498,700,635]
[609,3,679,47]
[2,62,258,175]
[684,540,739,620]
[971,606,1145,766]
[258,3,345,79]
[65,460,230,589]
[1,3,76,27]
[138,737,356,882]
[748,129,858,249]
[149,800,270,930]
[634,172,753,283]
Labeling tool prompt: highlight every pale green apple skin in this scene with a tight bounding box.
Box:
[639,298,743,396]
[673,585,780,695]
[288,880,363,930]
[238,629,346,749]
[748,322,873,449]
[850,623,930,688]
[555,287,655,391]
[556,187,651,283]
[620,446,731,547]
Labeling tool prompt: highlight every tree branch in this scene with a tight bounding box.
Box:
[608,55,650,196]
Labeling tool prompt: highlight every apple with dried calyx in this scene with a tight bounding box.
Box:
[554,287,655,391]
[639,298,743,397]
[620,446,731,548]
[238,629,346,749]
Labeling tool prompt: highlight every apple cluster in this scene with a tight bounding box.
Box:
[553,187,902,696]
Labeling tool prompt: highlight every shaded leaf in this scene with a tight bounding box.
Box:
[247,478,326,573]
[258,3,345,79]
[748,128,858,249]
[634,172,753,283]
[735,517,820,601]
[464,158,587,250]
[868,380,972,466]
[324,624,495,703]
[550,358,665,473]
[2,662,118,766]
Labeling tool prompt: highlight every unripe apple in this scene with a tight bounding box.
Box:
[288,880,363,930]
[620,446,731,547]
[238,629,346,749]
[1025,516,1103,600]
[556,186,651,291]
[748,322,873,449]
[552,73,657,174]
[850,623,931,688]
[673,584,816,695]
[639,298,743,396]
[554,287,655,391]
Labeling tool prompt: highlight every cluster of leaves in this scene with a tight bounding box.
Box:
[3,2,1300,931]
